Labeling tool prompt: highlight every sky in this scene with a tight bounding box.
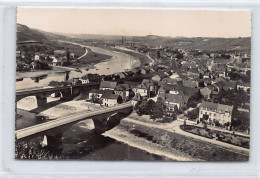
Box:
[17,8,251,37]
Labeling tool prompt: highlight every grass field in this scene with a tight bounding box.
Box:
[70,47,112,68]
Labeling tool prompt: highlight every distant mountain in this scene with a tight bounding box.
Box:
[16,23,251,51]
[127,36,251,51]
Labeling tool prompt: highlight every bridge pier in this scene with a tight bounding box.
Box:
[92,118,108,134]
[46,133,63,155]
[36,94,48,109]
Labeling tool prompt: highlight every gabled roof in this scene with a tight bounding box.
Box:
[200,101,233,112]
[114,84,130,91]
[89,89,113,95]
[100,81,117,89]
[159,93,190,104]
[124,81,140,88]
[101,93,120,100]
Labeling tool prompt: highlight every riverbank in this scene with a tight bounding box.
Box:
[106,118,249,161]
[16,66,70,79]
[105,46,153,67]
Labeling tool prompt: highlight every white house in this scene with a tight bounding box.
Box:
[198,101,233,126]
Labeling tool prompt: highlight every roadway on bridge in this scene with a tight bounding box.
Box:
[15,103,133,140]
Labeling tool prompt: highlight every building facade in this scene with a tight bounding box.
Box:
[198,101,233,126]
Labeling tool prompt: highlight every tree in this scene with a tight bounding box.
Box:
[150,97,166,119]
[66,48,70,64]
[145,99,156,115]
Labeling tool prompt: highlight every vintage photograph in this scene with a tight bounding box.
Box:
[15,8,251,161]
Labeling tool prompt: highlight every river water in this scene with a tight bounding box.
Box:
[16,45,140,90]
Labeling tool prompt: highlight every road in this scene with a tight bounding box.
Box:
[125,114,249,155]
[78,48,88,60]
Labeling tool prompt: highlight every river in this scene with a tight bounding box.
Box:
[16,45,140,90]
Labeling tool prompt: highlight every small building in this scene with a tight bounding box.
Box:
[79,75,90,84]
[34,52,41,61]
[89,89,113,100]
[114,84,131,100]
[101,93,122,107]
[70,53,75,59]
[151,75,161,82]
[237,82,250,93]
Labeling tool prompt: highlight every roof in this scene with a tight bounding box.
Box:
[81,73,101,80]
[124,81,140,88]
[159,93,190,104]
[89,89,113,95]
[114,84,130,91]
[100,81,117,89]
[200,101,233,113]
[101,93,120,100]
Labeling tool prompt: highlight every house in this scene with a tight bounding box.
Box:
[117,72,127,79]
[169,73,180,79]
[159,93,190,111]
[70,53,75,59]
[124,81,140,89]
[88,89,113,100]
[133,83,149,97]
[198,101,233,126]
[100,81,117,90]
[223,81,237,91]
[16,51,21,57]
[114,84,131,100]
[200,86,214,99]
[182,63,198,69]
[183,79,198,88]
[203,78,213,86]
[141,68,150,74]
[161,78,178,85]
[101,93,122,107]
[79,75,90,84]
[67,78,82,86]
[82,74,102,83]
[34,52,41,60]
[212,81,226,92]
[151,75,161,82]
[237,82,250,93]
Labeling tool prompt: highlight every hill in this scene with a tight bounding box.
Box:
[16,23,251,51]
[16,23,67,48]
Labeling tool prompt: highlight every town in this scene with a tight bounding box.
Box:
[16,40,250,152]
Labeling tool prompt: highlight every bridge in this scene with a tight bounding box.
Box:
[15,83,100,110]
[15,103,133,153]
